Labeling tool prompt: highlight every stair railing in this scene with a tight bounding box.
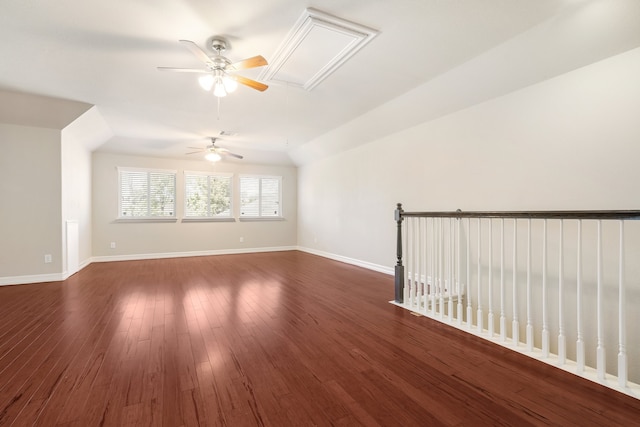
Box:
[393,203,640,398]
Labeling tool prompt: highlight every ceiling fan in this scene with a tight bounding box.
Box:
[158,37,268,97]
[187,137,243,162]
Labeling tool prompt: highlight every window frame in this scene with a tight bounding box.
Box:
[239,174,284,221]
[183,171,234,222]
[117,167,177,222]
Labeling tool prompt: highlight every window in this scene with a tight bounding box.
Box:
[118,168,176,218]
[184,172,232,219]
[240,175,282,218]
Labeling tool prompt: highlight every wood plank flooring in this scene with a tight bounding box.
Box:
[1,250,639,426]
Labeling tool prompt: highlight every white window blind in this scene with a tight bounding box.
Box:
[240,176,282,218]
[119,169,176,218]
[184,173,232,218]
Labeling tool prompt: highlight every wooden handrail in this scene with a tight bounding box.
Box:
[400,208,640,220]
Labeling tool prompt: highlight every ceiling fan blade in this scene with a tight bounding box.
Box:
[187,146,205,150]
[215,146,243,159]
[227,55,268,71]
[179,39,213,66]
[185,150,204,155]
[234,75,268,92]
[157,67,208,73]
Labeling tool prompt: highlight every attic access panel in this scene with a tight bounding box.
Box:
[259,8,378,91]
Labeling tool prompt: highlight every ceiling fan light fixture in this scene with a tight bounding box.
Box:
[223,75,238,93]
[212,69,228,97]
[198,74,215,91]
[205,152,222,162]
[213,79,227,97]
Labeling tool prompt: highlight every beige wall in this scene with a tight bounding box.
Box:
[92,152,297,258]
[298,47,640,268]
[297,47,640,381]
[0,123,62,278]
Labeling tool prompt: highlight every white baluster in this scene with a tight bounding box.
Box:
[618,220,627,387]
[423,217,429,313]
[416,217,421,309]
[576,220,585,374]
[542,219,549,358]
[526,219,533,352]
[596,220,605,380]
[500,218,506,342]
[415,217,422,311]
[448,218,454,321]
[466,218,472,330]
[431,218,437,315]
[403,217,409,306]
[439,217,444,319]
[558,219,566,365]
[477,218,483,333]
[488,219,494,337]
[512,219,519,347]
[457,216,463,326]
[408,218,414,308]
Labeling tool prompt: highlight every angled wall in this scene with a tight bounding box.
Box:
[0,123,62,281]
[0,89,93,284]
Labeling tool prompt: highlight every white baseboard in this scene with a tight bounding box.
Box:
[0,272,64,286]
[0,246,385,286]
[297,246,394,275]
[90,246,298,263]
[2,256,96,286]
[61,258,92,280]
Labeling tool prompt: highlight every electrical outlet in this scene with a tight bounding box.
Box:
[44,254,52,263]
[110,242,116,249]
[239,237,244,243]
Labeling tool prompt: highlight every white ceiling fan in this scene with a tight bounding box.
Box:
[186,137,243,162]
[158,37,268,97]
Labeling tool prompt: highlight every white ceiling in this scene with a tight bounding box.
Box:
[1,0,639,165]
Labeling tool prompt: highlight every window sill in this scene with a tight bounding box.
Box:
[114,217,178,223]
[181,217,236,223]
[239,217,285,222]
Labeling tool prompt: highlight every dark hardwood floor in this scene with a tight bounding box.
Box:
[1,251,639,426]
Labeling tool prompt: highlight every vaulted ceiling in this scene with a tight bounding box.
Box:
[1,0,639,165]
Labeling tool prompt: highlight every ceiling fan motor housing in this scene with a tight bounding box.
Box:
[211,38,227,54]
